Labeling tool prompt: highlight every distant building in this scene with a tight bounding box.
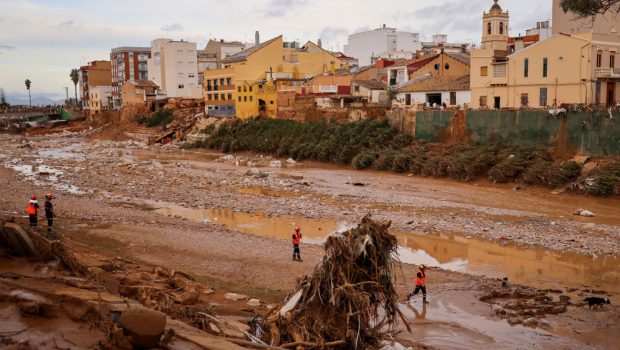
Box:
[420,34,470,56]
[471,0,620,109]
[121,80,167,110]
[526,21,552,41]
[88,86,113,116]
[78,60,112,110]
[351,80,389,106]
[344,25,422,66]
[203,35,341,119]
[146,38,202,99]
[330,52,359,70]
[110,47,151,108]
[552,0,620,35]
[198,39,248,84]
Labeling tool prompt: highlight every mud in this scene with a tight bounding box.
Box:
[1,130,619,349]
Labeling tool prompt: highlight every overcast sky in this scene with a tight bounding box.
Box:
[0,0,551,99]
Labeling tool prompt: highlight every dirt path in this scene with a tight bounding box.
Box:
[1,133,619,349]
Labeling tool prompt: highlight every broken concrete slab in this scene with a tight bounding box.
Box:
[224,292,248,301]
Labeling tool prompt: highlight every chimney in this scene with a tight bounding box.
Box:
[255,31,260,46]
[515,37,524,52]
[318,38,322,48]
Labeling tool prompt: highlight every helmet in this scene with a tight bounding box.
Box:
[419,264,426,270]
[31,195,37,200]
[45,193,52,199]
[294,226,301,231]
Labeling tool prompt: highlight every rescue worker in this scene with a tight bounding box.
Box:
[408,264,429,303]
[292,226,302,261]
[44,192,54,233]
[26,195,39,228]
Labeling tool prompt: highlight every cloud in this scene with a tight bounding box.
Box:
[162,23,183,32]
[264,0,308,17]
[0,44,16,53]
[56,20,78,30]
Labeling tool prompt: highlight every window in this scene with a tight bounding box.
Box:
[487,22,492,35]
[249,86,253,92]
[479,96,487,107]
[188,73,195,78]
[207,94,212,100]
[243,86,247,92]
[445,63,450,70]
[354,85,360,92]
[611,54,616,68]
[480,66,488,76]
[238,86,242,92]
[249,96,253,102]
[228,93,232,100]
[177,50,183,55]
[244,96,247,102]
[543,58,548,77]
[226,78,232,85]
[539,87,547,107]
[499,22,504,35]
[450,91,456,105]
[270,101,274,104]
[178,84,184,89]
[597,50,602,67]
[520,93,529,107]
[434,63,439,70]
[238,96,242,102]
[524,58,529,77]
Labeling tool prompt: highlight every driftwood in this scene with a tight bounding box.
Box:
[261,214,406,349]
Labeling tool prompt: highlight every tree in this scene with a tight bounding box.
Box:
[560,0,620,18]
[24,79,32,108]
[0,87,8,108]
[70,69,79,106]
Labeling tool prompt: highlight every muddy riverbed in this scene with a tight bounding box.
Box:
[1,132,619,349]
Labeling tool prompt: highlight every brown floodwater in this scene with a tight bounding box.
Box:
[155,204,620,295]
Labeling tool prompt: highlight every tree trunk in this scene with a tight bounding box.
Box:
[74,84,78,106]
[28,89,31,108]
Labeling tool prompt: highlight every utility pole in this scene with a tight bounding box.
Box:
[63,87,69,104]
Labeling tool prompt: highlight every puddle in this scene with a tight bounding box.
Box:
[38,144,85,160]
[155,205,620,294]
[4,159,85,195]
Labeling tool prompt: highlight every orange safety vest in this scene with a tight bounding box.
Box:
[26,203,37,215]
[415,275,426,286]
[292,231,302,245]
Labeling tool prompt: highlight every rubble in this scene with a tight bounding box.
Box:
[261,214,407,349]
[573,209,595,217]
[225,292,249,301]
[119,307,167,348]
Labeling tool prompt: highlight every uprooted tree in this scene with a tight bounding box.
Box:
[560,0,620,17]
[260,214,409,349]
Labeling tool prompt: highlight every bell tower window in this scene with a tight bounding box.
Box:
[487,22,492,35]
[499,22,504,35]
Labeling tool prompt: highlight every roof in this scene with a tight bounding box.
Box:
[390,55,438,69]
[397,75,470,93]
[490,0,502,12]
[222,36,282,64]
[127,80,159,88]
[352,80,386,90]
[446,52,470,66]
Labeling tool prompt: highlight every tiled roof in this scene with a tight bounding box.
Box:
[127,80,159,88]
[223,36,282,64]
[446,52,470,66]
[352,79,386,90]
[397,75,469,93]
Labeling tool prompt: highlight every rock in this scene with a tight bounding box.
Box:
[247,299,261,307]
[286,158,297,164]
[523,317,538,327]
[119,307,166,348]
[168,278,186,290]
[269,160,282,168]
[573,209,595,217]
[572,155,590,165]
[352,182,366,187]
[220,155,235,163]
[177,291,200,305]
[289,172,304,180]
[581,162,598,175]
[224,293,248,301]
[512,186,527,191]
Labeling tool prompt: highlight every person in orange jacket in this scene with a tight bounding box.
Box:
[407,264,430,303]
[26,195,40,228]
[292,226,302,261]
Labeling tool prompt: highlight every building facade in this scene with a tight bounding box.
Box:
[198,39,248,84]
[147,38,202,99]
[471,1,620,109]
[110,47,150,108]
[88,86,113,116]
[203,36,341,119]
[344,25,421,66]
[78,60,112,109]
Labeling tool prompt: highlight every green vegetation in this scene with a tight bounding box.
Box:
[184,118,620,195]
[574,162,620,196]
[138,108,175,128]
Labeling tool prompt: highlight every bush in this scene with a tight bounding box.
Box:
[145,109,174,127]
[352,150,379,169]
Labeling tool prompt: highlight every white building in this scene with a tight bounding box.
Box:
[88,86,113,115]
[147,38,202,99]
[344,25,422,66]
[525,21,552,41]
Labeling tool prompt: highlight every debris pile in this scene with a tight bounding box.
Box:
[262,214,408,349]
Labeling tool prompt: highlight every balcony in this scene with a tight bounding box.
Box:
[594,67,620,78]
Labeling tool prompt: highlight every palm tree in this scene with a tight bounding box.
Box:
[70,69,79,106]
[24,79,32,108]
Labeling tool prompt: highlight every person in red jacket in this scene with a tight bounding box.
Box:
[292,226,302,261]
[407,264,430,303]
[26,195,39,228]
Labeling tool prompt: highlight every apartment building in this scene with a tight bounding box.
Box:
[110,47,151,108]
[78,60,112,109]
[147,38,202,99]
[203,35,341,119]
[88,86,113,116]
[344,25,422,66]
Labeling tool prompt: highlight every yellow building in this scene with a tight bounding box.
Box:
[203,36,341,119]
[471,1,620,108]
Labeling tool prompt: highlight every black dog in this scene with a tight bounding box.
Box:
[584,297,611,308]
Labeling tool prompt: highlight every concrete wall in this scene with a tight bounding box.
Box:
[387,109,620,157]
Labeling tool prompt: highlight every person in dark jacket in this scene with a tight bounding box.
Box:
[44,193,55,233]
